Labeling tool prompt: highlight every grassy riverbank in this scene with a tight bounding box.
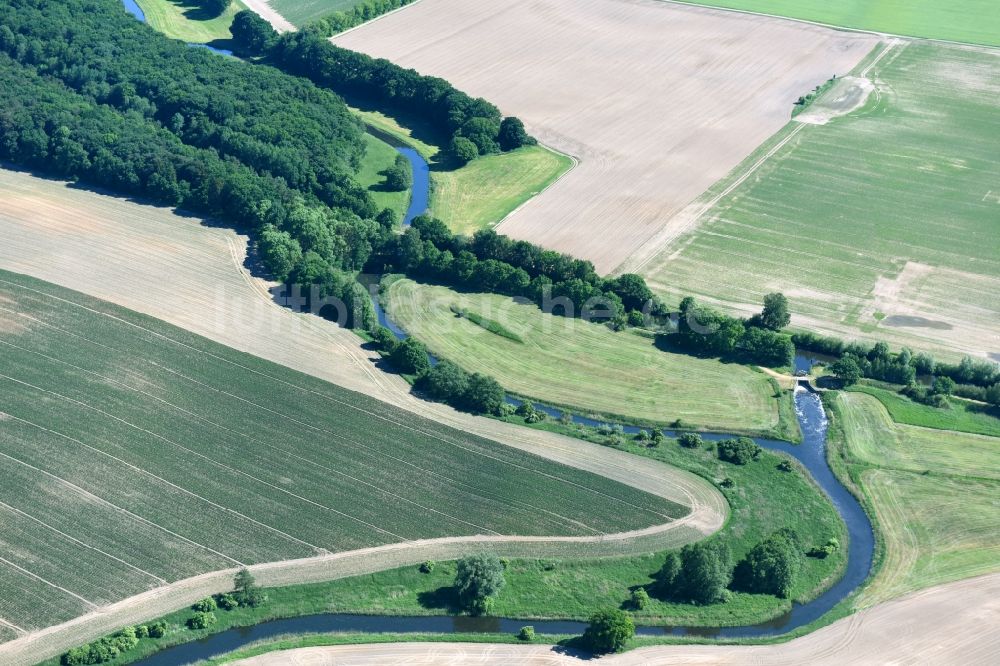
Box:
[828,391,1000,607]
[356,133,411,219]
[846,383,1000,437]
[386,278,784,435]
[50,418,847,664]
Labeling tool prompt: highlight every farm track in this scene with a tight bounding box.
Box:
[0,171,726,664]
[231,572,1000,665]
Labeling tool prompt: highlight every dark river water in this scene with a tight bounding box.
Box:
[118,13,874,660]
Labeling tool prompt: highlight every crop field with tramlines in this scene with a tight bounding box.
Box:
[640,41,1000,361]
[0,270,689,635]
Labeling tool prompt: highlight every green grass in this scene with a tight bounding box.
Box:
[269,0,358,27]
[676,0,1000,47]
[385,279,782,434]
[0,270,688,634]
[135,0,245,43]
[349,106,571,234]
[431,146,573,234]
[41,422,845,665]
[450,305,524,343]
[357,133,410,219]
[847,384,1000,437]
[831,391,1000,606]
[643,42,1000,360]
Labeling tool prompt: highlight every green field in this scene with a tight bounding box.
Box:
[833,392,1000,606]
[0,270,688,634]
[357,134,411,219]
[351,107,570,234]
[677,0,1000,47]
[270,0,356,27]
[432,146,573,235]
[135,0,246,43]
[847,384,1000,437]
[642,42,1000,360]
[40,425,846,663]
[385,279,783,434]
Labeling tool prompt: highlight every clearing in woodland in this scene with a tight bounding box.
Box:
[832,391,1000,606]
[385,278,783,434]
[638,41,1000,361]
[0,269,691,636]
[135,0,248,43]
[334,0,877,273]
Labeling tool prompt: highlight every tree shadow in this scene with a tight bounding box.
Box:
[178,0,226,22]
[416,586,461,613]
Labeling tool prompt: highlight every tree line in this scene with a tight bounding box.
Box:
[230,11,535,162]
[304,0,418,38]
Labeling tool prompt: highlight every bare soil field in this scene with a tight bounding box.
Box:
[233,573,1000,664]
[333,0,877,273]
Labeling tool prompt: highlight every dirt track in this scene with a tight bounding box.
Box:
[235,572,1000,664]
[0,168,726,665]
[333,0,877,273]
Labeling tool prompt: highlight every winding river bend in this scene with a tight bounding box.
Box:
[118,4,873,657]
[130,137,873,663]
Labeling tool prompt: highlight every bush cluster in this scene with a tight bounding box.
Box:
[717,437,763,465]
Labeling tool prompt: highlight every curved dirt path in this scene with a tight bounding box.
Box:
[0,169,726,665]
[234,572,1000,665]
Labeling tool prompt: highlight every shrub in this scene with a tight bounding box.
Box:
[148,621,167,638]
[370,325,399,353]
[630,587,650,610]
[678,432,703,449]
[389,337,431,376]
[733,530,802,598]
[186,612,217,630]
[808,537,841,559]
[777,460,793,472]
[451,136,479,164]
[717,437,762,465]
[217,593,239,611]
[192,597,217,613]
[419,560,435,573]
[455,553,506,613]
[582,609,635,654]
[720,477,735,488]
[518,625,536,641]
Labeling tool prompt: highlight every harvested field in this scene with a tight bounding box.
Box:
[0,268,692,635]
[230,571,1000,663]
[638,41,1000,360]
[385,279,781,433]
[835,392,1000,606]
[333,0,877,273]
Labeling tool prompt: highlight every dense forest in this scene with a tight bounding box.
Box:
[230,10,535,161]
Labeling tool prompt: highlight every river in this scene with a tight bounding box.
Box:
[119,4,873,658]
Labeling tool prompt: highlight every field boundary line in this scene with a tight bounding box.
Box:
[661,1,1000,52]
[0,448,243,567]
[0,338,517,541]
[0,617,26,635]
[0,500,166,584]
[0,374,393,551]
[625,122,806,274]
[0,278,684,523]
[0,557,97,609]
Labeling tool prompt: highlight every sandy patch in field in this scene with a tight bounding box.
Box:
[795,76,875,125]
[333,0,877,272]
